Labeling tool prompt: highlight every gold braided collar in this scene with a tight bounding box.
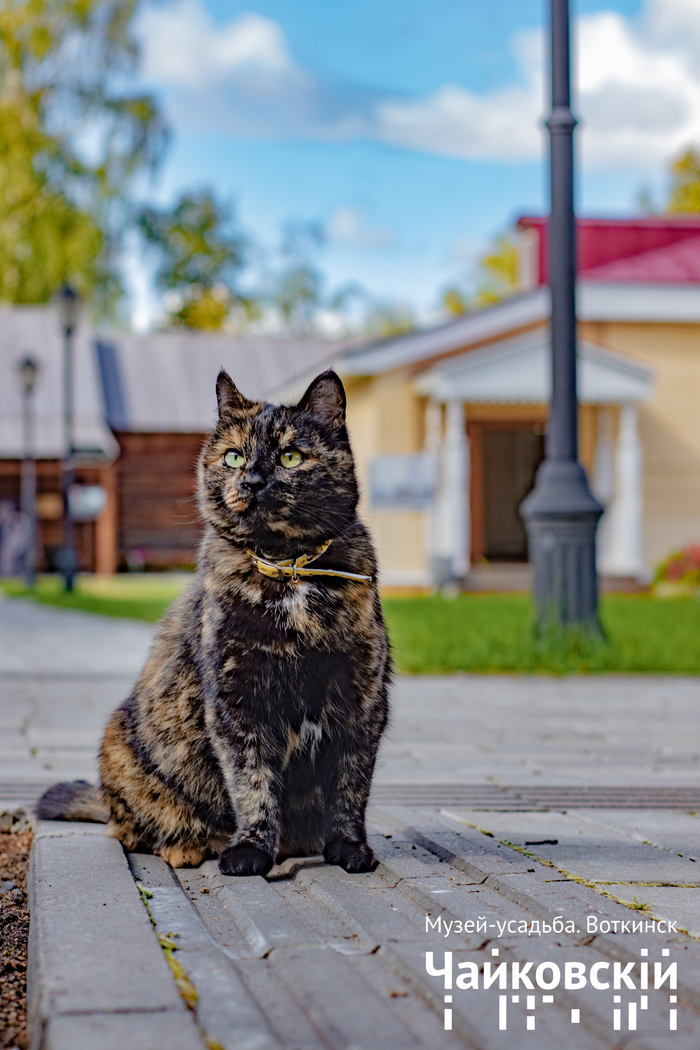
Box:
[245,538,372,583]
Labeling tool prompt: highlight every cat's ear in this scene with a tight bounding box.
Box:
[297,371,346,428]
[216,370,250,418]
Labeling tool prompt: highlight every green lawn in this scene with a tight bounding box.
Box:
[382,594,700,674]
[2,576,699,674]
[0,574,189,623]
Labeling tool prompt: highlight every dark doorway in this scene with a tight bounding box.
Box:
[482,429,545,561]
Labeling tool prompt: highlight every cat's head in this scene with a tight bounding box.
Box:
[198,369,359,554]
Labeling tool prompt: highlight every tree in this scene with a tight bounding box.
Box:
[667,148,700,213]
[0,0,166,315]
[274,264,321,333]
[442,234,520,317]
[269,219,325,334]
[364,301,415,338]
[475,235,519,305]
[138,190,248,330]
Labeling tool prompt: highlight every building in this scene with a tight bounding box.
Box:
[95,331,351,568]
[0,306,118,574]
[274,216,700,590]
[2,215,700,587]
[0,316,351,572]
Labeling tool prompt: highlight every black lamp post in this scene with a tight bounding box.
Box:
[520,0,603,632]
[19,356,39,587]
[58,283,82,592]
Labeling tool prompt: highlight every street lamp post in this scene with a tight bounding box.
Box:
[520,0,603,633]
[58,284,81,592]
[19,356,39,588]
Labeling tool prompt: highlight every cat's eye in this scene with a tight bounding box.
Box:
[223,450,245,469]
[279,449,303,469]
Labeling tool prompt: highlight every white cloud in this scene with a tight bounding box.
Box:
[137,0,700,170]
[325,206,396,249]
[139,2,302,89]
[374,28,544,162]
[575,6,700,166]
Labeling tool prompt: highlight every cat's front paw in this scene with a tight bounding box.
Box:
[219,843,274,877]
[324,838,377,873]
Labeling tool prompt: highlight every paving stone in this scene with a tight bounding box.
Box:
[129,854,283,1050]
[601,885,700,939]
[28,823,197,1050]
[574,809,700,859]
[41,1010,203,1050]
[439,808,700,886]
[14,600,700,1047]
[268,944,425,1050]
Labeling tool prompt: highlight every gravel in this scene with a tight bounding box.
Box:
[0,811,33,1050]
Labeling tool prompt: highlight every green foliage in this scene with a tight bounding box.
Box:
[364,301,416,339]
[475,235,520,305]
[441,285,469,317]
[274,263,321,333]
[269,218,325,334]
[442,234,520,317]
[0,0,167,315]
[667,149,700,213]
[139,189,247,330]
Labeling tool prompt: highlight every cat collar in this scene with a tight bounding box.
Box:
[245,539,372,583]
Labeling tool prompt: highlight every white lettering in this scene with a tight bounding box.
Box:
[565,962,587,990]
[483,962,508,990]
[654,962,677,990]
[590,962,610,990]
[614,962,636,990]
[456,962,479,990]
[426,951,453,989]
[535,962,561,990]
[512,962,535,989]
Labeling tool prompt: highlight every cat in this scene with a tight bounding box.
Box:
[37,369,391,876]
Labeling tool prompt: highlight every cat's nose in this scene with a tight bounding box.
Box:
[240,469,266,493]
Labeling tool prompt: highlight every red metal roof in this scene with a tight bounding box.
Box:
[583,235,700,282]
[517,215,700,285]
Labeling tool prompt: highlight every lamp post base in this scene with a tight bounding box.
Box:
[56,544,79,592]
[521,459,604,632]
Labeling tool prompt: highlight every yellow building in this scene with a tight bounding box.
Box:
[280,276,700,590]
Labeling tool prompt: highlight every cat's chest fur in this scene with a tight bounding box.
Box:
[200,576,360,730]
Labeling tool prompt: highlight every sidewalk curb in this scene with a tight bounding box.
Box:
[27,821,203,1050]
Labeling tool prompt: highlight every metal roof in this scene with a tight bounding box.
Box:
[0,306,118,461]
[95,330,349,433]
[584,235,700,282]
[269,280,700,404]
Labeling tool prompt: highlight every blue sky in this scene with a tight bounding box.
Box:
[130,0,700,326]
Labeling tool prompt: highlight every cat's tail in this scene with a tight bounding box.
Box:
[36,780,109,823]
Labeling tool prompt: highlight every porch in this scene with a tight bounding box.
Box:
[417,331,655,590]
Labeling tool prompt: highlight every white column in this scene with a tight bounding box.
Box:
[444,400,469,580]
[593,407,615,572]
[604,402,644,577]
[424,400,445,578]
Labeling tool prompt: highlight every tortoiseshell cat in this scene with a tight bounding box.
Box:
[38,370,390,875]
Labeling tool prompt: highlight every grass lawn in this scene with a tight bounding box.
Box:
[2,576,699,674]
[382,594,700,674]
[0,574,189,623]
